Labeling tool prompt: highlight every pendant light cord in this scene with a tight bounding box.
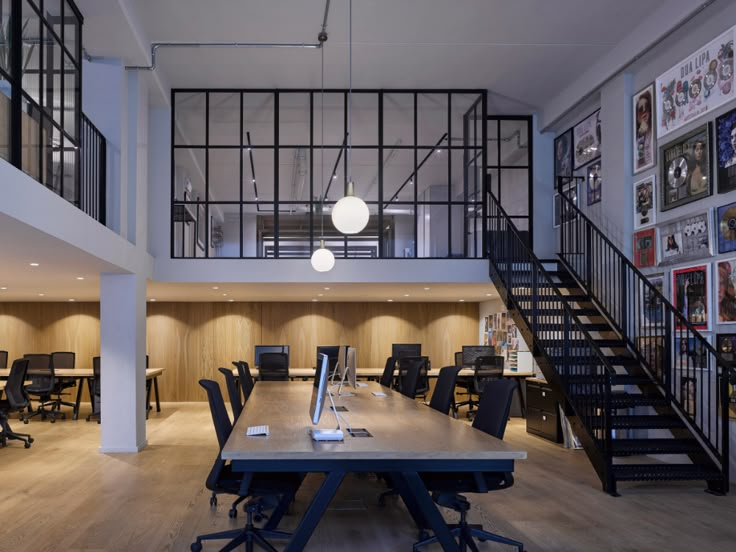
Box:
[347,0,352,184]
[320,42,325,239]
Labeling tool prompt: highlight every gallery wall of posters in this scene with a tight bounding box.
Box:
[634,176,657,229]
[554,129,573,179]
[656,25,735,138]
[657,211,713,266]
[633,84,656,173]
[716,106,736,193]
[573,109,601,169]
[660,123,712,211]
[672,263,711,330]
[634,228,656,268]
[716,258,736,323]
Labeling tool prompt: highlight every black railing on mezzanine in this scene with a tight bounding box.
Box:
[79,114,107,225]
[557,179,730,488]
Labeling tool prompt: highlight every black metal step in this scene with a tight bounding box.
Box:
[524,307,601,316]
[609,415,685,430]
[609,393,670,408]
[550,354,640,367]
[611,439,703,456]
[612,463,722,482]
[564,374,655,386]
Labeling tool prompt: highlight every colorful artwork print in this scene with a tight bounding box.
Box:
[656,26,735,138]
[716,107,736,193]
[634,176,656,229]
[716,201,736,254]
[633,84,656,173]
[657,211,713,266]
[554,130,572,179]
[672,264,710,330]
[717,334,736,419]
[642,274,665,326]
[717,258,736,323]
[587,162,602,205]
[675,337,710,371]
[633,228,656,268]
[659,124,712,211]
[573,110,601,169]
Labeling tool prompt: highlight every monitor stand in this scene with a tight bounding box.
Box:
[312,384,345,441]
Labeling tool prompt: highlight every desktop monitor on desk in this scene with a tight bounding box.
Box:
[462,345,496,367]
[392,343,421,359]
[309,353,344,441]
[254,345,289,367]
[316,345,340,376]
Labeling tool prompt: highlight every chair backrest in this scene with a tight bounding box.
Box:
[429,365,462,415]
[454,351,463,368]
[218,367,243,420]
[3,359,30,410]
[51,351,75,369]
[199,379,233,449]
[398,357,422,399]
[379,356,396,388]
[92,356,101,396]
[258,352,289,381]
[0,350,8,369]
[233,360,255,402]
[473,355,504,394]
[472,379,518,439]
[23,353,55,394]
[405,356,430,394]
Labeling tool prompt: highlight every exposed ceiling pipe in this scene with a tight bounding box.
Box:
[124,0,331,71]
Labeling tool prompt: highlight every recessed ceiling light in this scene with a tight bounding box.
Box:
[486,293,492,296]
[0,287,7,290]
[387,299,393,302]
[38,293,45,297]
[324,287,330,290]
[312,298,318,302]
[228,299,234,302]
[222,293,228,297]
[76,276,84,280]
[318,293,324,297]
[68,298,75,302]
[404,294,410,297]
[424,287,431,291]
[459,299,465,302]
[29,262,39,267]
[212,286,219,290]
[149,298,156,302]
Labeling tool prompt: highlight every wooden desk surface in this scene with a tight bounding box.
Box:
[0,380,31,390]
[238,367,535,379]
[222,381,526,462]
[0,368,165,379]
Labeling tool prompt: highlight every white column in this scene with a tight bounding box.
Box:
[99,272,147,453]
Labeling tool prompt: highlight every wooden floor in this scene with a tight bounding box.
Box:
[1,402,735,551]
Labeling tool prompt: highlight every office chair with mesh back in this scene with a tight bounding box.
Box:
[23,354,66,422]
[455,355,504,419]
[233,360,255,402]
[379,356,396,388]
[405,356,430,402]
[428,366,462,416]
[257,352,289,381]
[191,379,301,552]
[218,367,243,420]
[50,351,77,411]
[86,357,101,423]
[414,379,525,552]
[396,357,422,399]
[0,359,33,448]
[0,350,8,369]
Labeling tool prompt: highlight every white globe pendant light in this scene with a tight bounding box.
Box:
[311,239,335,272]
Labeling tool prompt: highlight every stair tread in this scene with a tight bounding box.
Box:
[549,354,639,366]
[589,415,685,429]
[565,374,655,386]
[609,393,669,407]
[612,463,722,481]
[611,439,703,455]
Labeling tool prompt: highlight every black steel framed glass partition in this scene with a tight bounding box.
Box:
[170,89,487,259]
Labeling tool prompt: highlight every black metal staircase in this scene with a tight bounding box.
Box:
[487,188,731,495]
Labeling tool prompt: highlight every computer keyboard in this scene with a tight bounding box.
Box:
[246,425,270,436]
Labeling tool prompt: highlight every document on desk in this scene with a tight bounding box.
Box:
[371,391,387,397]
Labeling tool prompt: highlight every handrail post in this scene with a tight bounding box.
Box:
[603,371,615,495]
[664,313,672,400]
[721,363,731,490]
[585,223,592,286]
[620,263,628,342]
[531,265,538,338]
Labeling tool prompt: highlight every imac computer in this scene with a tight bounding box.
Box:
[392,343,422,359]
[309,353,344,441]
[332,345,349,384]
[254,345,290,367]
[462,345,495,367]
[335,346,358,395]
[316,345,340,376]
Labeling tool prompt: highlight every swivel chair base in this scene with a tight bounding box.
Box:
[0,415,34,448]
[22,400,66,423]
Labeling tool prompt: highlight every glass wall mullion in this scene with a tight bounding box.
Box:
[239,92,244,258]
[413,92,417,258]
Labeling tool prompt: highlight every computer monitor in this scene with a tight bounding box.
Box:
[254,345,289,367]
[392,343,422,359]
[310,353,330,425]
[462,345,495,367]
[316,345,340,374]
[346,347,357,389]
[335,345,348,382]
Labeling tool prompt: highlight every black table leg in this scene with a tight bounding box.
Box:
[399,471,460,552]
[284,471,345,552]
[153,377,161,412]
[72,377,85,420]
[145,379,152,420]
[517,382,526,418]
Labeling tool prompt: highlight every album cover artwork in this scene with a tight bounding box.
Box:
[633,228,656,268]
[681,376,697,417]
[716,107,736,193]
[717,258,736,323]
[641,274,665,327]
[672,264,710,330]
[659,123,712,211]
[554,129,573,179]
[634,176,656,230]
[587,162,602,206]
[657,211,713,266]
[675,336,710,371]
[717,201,736,253]
[633,84,656,174]
[573,110,601,169]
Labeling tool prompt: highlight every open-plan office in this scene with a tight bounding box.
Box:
[2,1,736,551]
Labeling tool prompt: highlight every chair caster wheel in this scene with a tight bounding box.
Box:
[417,530,430,541]
[23,419,29,424]
[28,437,34,443]
[24,442,31,448]
[190,543,202,552]
[228,508,237,519]
[209,496,217,507]
[50,419,55,423]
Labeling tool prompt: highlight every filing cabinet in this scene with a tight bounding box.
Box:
[526,378,562,443]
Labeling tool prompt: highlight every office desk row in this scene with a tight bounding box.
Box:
[0,368,165,420]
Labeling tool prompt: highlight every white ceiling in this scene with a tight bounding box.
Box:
[79,0,667,109]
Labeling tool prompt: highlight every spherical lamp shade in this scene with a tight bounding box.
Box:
[310,240,335,272]
[331,181,369,234]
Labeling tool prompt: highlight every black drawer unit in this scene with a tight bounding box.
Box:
[526,379,562,443]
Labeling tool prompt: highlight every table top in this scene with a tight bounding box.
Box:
[237,367,535,379]
[0,380,31,390]
[0,367,165,379]
[222,381,526,463]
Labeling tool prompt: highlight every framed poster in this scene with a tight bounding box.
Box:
[573,109,601,169]
[553,181,578,228]
[659,123,712,212]
[657,210,713,266]
[717,333,736,363]
[675,336,710,371]
[641,273,666,327]
[716,106,736,193]
[680,376,697,417]
[716,258,736,323]
[637,336,664,380]
[633,175,656,229]
[633,228,656,268]
[656,25,735,138]
[586,162,602,205]
[672,264,710,330]
[633,84,656,173]
[716,201,736,253]
[554,129,573,179]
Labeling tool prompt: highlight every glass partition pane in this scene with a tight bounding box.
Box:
[63,54,77,139]
[384,204,415,258]
[174,147,206,201]
[62,135,77,202]
[245,147,274,201]
[0,84,10,162]
[350,93,377,145]
[417,93,448,148]
[21,3,41,106]
[417,203,449,258]
[279,92,309,146]
[416,148,448,203]
[383,93,413,147]
[64,0,80,58]
[243,92,274,147]
[209,92,240,146]
[21,98,42,180]
[208,148,241,202]
[174,92,206,146]
[500,119,529,166]
[278,147,311,202]
[383,148,414,204]
[208,203,240,258]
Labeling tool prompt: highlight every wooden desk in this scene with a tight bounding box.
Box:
[222,381,526,551]
[243,366,535,380]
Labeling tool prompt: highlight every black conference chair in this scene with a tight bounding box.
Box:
[86,356,101,423]
[233,360,255,402]
[23,353,66,422]
[397,357,422,400]
[257,352,289,381]
[403,356,430,401]
[379,356,396,388]
[428,366,462,416]
[192,379,301,552]
[456,355,504,419]
[415,379,524,552]
[0,350,8,369]
[50,351,78,411]
[0,359,33,448]
[218,367,243,420]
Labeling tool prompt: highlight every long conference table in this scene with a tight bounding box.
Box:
[222,380,527,551]
[0,368,165,420]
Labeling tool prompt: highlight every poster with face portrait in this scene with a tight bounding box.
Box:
[657,211,713,266]
[554,129,573,181]
[659,123,712,211]
[675,336,710,371]
[716,106,736,193]
[672,264,710,330]
[633,176,656,229]
[716,201,736,253]
[641,273,666,327]
[716,334,736,419]
[586,162,602,205]
[633,228,656,268]
[680,376,697,417]
[637,336,664,380]
[656,25,734,138]
[633,84,656,173]
[573,110,601,169]
[717,258,736,323]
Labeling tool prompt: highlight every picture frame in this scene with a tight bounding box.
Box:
[680,376,697,417]
[716,333,736,363]
[641,273,666,328]
[657,210,713,266]
[553,181,578,228]
[633,175,656,229]
[637,335,665,380]
[586,161,602,206]
[672,263,710,331]
[659,123,712,212]
[674,336,710,371]
[715,106,736,193]
[633,228,656,268]
[554,129,573,179]
[573,109,601,169]
[633,84,656,174]
[716,201,736,254]
[716,257,736,323]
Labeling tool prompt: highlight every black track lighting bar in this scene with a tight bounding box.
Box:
[383,133,448,209]
[322,135,347,200]
[246,131,259,201]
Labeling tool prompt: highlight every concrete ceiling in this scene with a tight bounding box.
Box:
[78,0,667,110]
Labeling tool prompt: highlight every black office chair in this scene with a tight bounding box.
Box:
[233,360,255,402]
[23,353,66,422]
[192,379,301,552]
[379,356,396,388]
[403,356,430,401]
[257,352,289,381]
[0,350,8,369]
[415,379,525,552]
[428,366,462,416]
[86,356,101,423]
[218,367,243,420]
[397,357,422,400]
[50,351,77,410]
[456,355,504,419]
[0,359,33,448]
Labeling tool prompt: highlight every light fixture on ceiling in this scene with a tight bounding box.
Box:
[331,0,369,235]
[311,30,336,273]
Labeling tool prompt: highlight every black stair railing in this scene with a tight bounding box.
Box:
[79,114,107,225]
[488,191,619,491]
[557,177,730,488]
